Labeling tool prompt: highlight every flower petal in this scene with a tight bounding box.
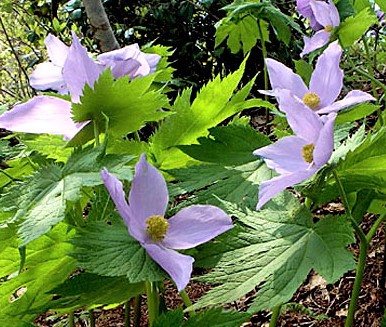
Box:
[265,58,308,99]
[143,243,194,292]
[29,62,68,94]
[0,96,81,139]
[300,31,330,57]
[129,154,169,226]
[45,34,70,67]
[297,0,323,30]
[256,170,315,210]
[309,41,343,107]
[275,89,323,142]
[62,32,102,102]
[253,136,309,174]
[144,53,161,74]
[313,112,336,167]
[162,205,233,250]
[311,0,340,27]
[316,90,376,114]
[101,168,146,242]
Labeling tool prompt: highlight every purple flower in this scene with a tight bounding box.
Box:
[263,41,375,115]
[296,0,323,31]
[1,33,161,140]
[30,33,160,96]
[299,0,340,56]
[101,154,233,291]
[254,90,336,210]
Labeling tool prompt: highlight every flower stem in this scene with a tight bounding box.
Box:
[124,300,130,327]
[93,120,100,146]
[179,289,196,316]
[133,295,141,327]
[269,305,282,327]
[344,239,368,327]
[68,311,75,327]
[257,19,270,134]
[89,309,96,327]
[145,281,159,326]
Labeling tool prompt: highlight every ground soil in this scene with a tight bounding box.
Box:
[35,212,386,327]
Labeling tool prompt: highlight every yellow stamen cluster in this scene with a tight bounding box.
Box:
[146,215,170,242]
[324,24,333,32]
[302,144,315,163]
[302,92,321,109]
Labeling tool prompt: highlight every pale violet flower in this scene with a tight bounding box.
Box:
[254,90,336,210]
[30,33,160,95]
[263,41,375,115]
[0,32,161,140]
[296,0,323,31]
[0,32,98,140]
[299,0,340,56]
[101,154,233,292]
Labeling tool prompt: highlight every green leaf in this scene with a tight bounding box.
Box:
[153,308,250,327]
[46,273,144,313]
[294,59,313,86]
[0,146,133,245]
[150,60,273,170]
[71,219,166,283]
[335,103,380,124]
[0,223,76,322]
[184,308,250,327]
[191,194,355,312]
[336,0,355,20]
[338,8,377,48]
[177,124,270,165]
[168,159,272,210]
[72,70,170,142]
[375,0,386,12]
[353,0,371,12]
[22,134,72,162]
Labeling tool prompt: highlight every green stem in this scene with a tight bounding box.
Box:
[68,312,75,327]
[133,295,141,327]
[179,290,196,316]
[93,120,100,146]
[332,170,367,244]
[361,36,378,99]
[89,309,96,327]
[133,131,141,142]
[269,305,281,327]
[145,281,159,326]
[366,214,386,243]
[125,300,130,327]
[257,19,270,134]
[345,239,368,327]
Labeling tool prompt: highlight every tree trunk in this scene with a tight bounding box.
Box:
[82,0,120,52]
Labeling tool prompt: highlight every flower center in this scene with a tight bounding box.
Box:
[324,24,333,32]
[302,92,321,109]
[145,215,170,242]
[302,144,315,163]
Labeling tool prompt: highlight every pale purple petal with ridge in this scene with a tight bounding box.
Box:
[275,89,323,142]
[29,62,68,94]
[101,168,147,243]
[300,31,330,57]
[265,59,308,99]
[310,41,343,107]
[162,205,233,250]
[313,113,336,168]
[254,136,309,174]
[62,32,102,103]
[0,96,81,139]
[45,34,70,67]
[129,154,169,227]
[256,170,315,210]
[143,243,194,292]
[144,53,161,73]
[316,90,375,114]
[297,0,322,30]
[311,0,339,27]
